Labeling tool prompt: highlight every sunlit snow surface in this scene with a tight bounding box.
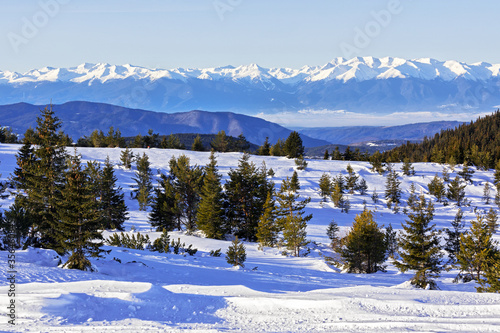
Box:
[1,144,500,332]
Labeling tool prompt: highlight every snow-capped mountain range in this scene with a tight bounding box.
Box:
[1,57,500,118]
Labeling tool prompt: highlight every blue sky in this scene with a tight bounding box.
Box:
[1,0,498,72]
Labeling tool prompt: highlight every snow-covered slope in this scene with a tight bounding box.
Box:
[1,144,500,332]
[1,58,500,116]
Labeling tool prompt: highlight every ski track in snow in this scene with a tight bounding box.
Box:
[1,144,500,332]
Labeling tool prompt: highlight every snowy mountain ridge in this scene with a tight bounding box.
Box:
[3,57,500,85]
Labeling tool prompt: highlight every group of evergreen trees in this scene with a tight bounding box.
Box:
[1,106,128,271]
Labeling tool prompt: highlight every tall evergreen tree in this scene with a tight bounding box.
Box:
[331,147,342,160]
[197,151,226,239]
[57,153,103,271]
[346,164,359,194]
[256,191,278,249]
[257,137,271,156]
[100,157,128,230]
[225,153,271,241]
[428,174,446,203]
[385,223,398,259]
[132,153,153,211]
[323,149,329,160]
[385,170,402,211]
[120,148,134,169]
[191,134,205,151]
[485,208,498,234]
[270,138,285,157]
[318,173,332,203]
[447,175,466,206]
[401,158,415,176]
[169,155,204,233]
[357,178,368,195]
[276,176,312,256]
[283,131,304,159]
[458,161,475,184]
[226,236,246,267]
[290,171,300,193]
[340,209,387,273]
[369,151,385,174]
[483,181,492,204]
[149,174,180,231]
[326,219,340,249]
[395,194,443,289]
[444,208,465,266]
[211,130,229,152]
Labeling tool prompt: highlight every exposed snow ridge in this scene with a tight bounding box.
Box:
[2,57,500,85]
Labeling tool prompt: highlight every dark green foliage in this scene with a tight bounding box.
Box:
[107,232,150,250]
[211,130,229,152]
[169,155,204,233]
[256,191,279,249]
[209,248,222,257]
[486,208,498,234]
[401,159,415,176]
[369,151,385,174]
[444,208,465,266]
[132,153,153,211]
[149,174,180,231]
[197,151,227,239]
[11,140,36,192]
[120,148,134,169]
[160,133,185,150]
[357,178,368,195]
[0,125,18,143]
[100,157,128,230]
[58,154,103,271]
[276,176,312,256]
[326,219,340,249]
[257,137,271,156]
[480,260,500,293]
[383,110,500,169]
[371,189,379,204]
[1,197,35,249]
[169,238,198,256]
[151,229,171,253]
[447,176,466,206]
[385,170,401,211]
[494,160,500,188]
[346,164,359,194]
[323,149,329,160]
[483,182,492,205]
[290,171,300,192]
[318,173,332,202]
[385,223,398,259]
[458,162,475,184]
[294,156,307,170]
[457,213,498,285]
[428,174,446,203]
[226,237,246,267]
[225,153,272,241]
[395,194,443,289]
[331,146,342,160]
[339,210,387,273]
[270,138,286,157]
[191,134,205,151]
[79,127,124,148]
[284,131,304,159]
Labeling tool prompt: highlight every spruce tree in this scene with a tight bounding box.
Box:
[284,131,304,159]
[483,181,492,204]
[290,171,300,193]
[428,174,446,203]
[357,178,368,195]
[211,130,229,152]
[169,155,204,233]
[444,208,465,266]
[257,137,271,156]
[132,153,153,211]
[346,164,359,194]
[323,149,329,160]
[326,219,340,249]
[100,157,128,230]
[340,209,387,273]
[197,151,226,239]
[385,170,402,211]
[276,176,312,256]
[120,148,134,169]
[57,153,103,271]
[191,134,204,151]
[486,208,498,234]
[402,158,415,176]
[226,236,246,267]
[458,161,474,184]
[331,147,342,160]
[256,191,278,249]
[149,174,180,231]
[369,151,385,174]
[395,194,443,289]
[270,139,285,156]
[1,197,34,249]
[318,173,332,203]
[330,182,344,208]
[385,223,398,259]
[225,153,271,241]
[457,213,498,283]
[447,176,466,206]
[371,189,379,204]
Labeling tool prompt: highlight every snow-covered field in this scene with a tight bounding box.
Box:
[1,144,500,332]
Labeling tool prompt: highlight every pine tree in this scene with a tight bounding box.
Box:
[371,189,379,204]
[234,133,250,152]
[256,191,278,249]
[330,182,344,208]
[357,178,368,195]
[11,140,36,192]
[369,151,385,174]
[226,236,246,267]
[23,106,69,253]
[57,153,103,271]
[486,208,498,234]
[197,151,226,239]
[483,181,492,204]
[169,155,204,233]
[120,148,134,169]
[211,130,229,152]
[290,171,300,193]
[256,137,271,156]
[346,164,359,194]
[276,176,312,256]
[294,156,307,170]
[457,213,498,283]
[428,174,446,203]
[447,176,466,206]
[225,153,271,241]
[323,149,329,160]
[191,134,205,151]
[340,209,387,273]
[100,157,128,230]
[326,219,340,249]
[149,174,180,231]
[395,194,443,289]
[132,153,153,211]
[444,208,465,266]
[458,161,474,184]
[270,139,285,156]
[331,147,342,160]
[318,173,332,203]
[494,160,500,189]
[1,197,35,249]
[284,131,304,159]
[402,158,415,176]
[385,170,402,211]
[385,223,398,259]
[480,259,500,293]
[442,166,450,183]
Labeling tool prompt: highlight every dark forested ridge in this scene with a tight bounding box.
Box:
[384,110,500,169]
